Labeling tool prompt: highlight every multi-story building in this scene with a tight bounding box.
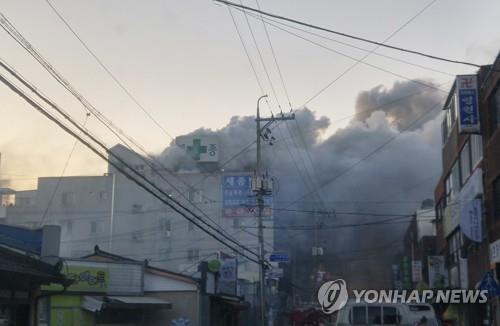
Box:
[5,144,274,282]
[434,52,500,325]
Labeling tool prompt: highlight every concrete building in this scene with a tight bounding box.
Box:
[5,144,273,283]
[434,52,500,325]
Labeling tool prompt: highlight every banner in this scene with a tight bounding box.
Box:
[412,260,423,283]
[222,174,272,217]
[428,256,448,289]
[456,75,480,134]
[459,168,483,242]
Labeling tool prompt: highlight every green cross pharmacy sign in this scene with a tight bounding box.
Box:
[177,135,219,162]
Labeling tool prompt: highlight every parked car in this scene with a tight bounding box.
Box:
[335,300,439,325]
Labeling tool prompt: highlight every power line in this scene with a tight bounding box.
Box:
[0,12,246,251]
[0,62,261,264]
[43,0,175,140]
[214,0,497,71]
[237,9,447,97]
[281,96,446,208]
[250,10,454,77]
[245,214,431,231]
[39,113,90,227]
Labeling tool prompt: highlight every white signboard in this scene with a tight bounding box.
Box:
[456,75,480,134]
[490,239,500,265]
[428,256,448,289]
[459,168,483,242]
[176,135,219,162]
[412,260,423,283]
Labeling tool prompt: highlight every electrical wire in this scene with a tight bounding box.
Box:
[214,0,498,72]
[0,64,261,265]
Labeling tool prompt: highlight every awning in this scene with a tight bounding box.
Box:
[82,295,172,312]
[211,294,250,311]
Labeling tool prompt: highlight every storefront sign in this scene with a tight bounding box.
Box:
[222,174,272,217]
[459,168,483,242]
[428,256,448,289]
[43,260,143,294]
[456,75,480,134]
[490,239,500,266]
[412,260,423,283]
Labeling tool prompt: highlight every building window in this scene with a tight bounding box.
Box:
[470,135,483,168]
[132,230,144,242]
[494,177,500,219]
[188,248,200,261]
[61,192,75,206]
[460,141,471,185]
[490,85,500,134]
[159,218,171,238]
[98,191,108,201]
[188,189,203,203]
[447,230,462,266]
[233,218,240,229]
[188,220,194,231]
[90,220,104,235]
[65,220,73,235]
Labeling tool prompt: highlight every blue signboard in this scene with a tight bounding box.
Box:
[456,75,480,134]
[222,175,272,217]
[0,224,43,254]
[479,271,500,298]
[269,251,290,263]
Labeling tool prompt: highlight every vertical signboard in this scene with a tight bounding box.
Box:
[412,260,423,283]
[218,252,237,296]
[459,168,484,242]
[428,256,448,289]
[456,75,480,134]
[392,264,402,290]
[222,174,272,217]
[401,256,412,289]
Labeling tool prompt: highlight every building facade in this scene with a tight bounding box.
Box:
[434,53,500,325]
[5,144,274,283]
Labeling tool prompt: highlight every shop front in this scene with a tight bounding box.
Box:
[39,259,172,325]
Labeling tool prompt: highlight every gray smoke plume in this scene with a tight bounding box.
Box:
[160,80,444,290]
[354,79,442,131]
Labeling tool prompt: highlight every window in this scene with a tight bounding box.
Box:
[460,141,471,185]
[188,220,194,231]
[490,85,500,133]
[90,220,104,235]
[447,230,462,266]
[132,231,143,242]
[451,161,460,200]
[188,248,200,261]
[445,161,460,205]
[494,177,500,219]
[233,218,240,228]
[98,191,108,201]
[188,189,203,203]
[368,306,382,324]
[159,218,171,238]
[65,220,73,234]
[351,306,366,324]
[383,307,399,324]
[470,135,483,167]
[61,192,75,205]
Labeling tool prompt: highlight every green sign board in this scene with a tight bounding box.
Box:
[43,261,109,293]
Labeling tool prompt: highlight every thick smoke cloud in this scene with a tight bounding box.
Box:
[354,80,442,131]
[160,80,444,289]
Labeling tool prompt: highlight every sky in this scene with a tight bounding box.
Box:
[0,0,499,190]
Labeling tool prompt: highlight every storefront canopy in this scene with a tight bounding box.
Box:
[82,295,172,312]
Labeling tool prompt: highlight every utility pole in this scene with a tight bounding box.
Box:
[253,94,294,326]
